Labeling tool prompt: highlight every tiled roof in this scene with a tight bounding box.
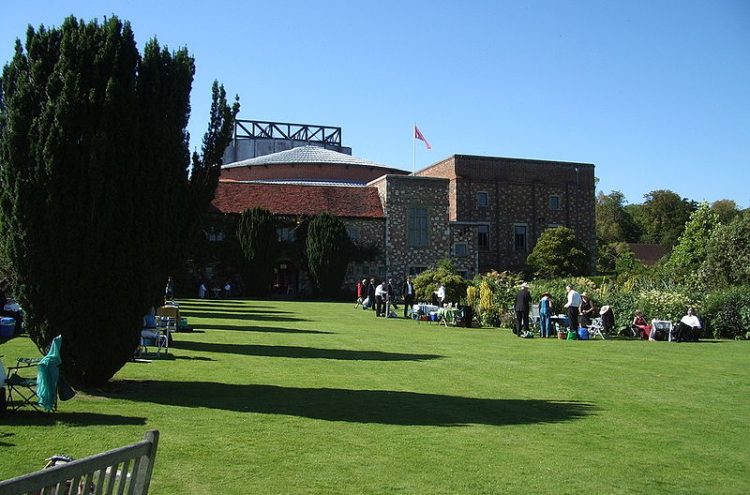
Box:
[210,180,384,218]
[223,145,392,169]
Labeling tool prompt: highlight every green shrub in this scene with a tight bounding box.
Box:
[413,259,467,305]
[702,286,750,339]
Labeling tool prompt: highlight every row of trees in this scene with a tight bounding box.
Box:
[235,208,358,298]
[0,16,238,386]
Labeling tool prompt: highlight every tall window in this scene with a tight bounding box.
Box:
[409,266,427,276]
[514,224,528,251]
[549,195,561,210]
[408,207,429,247]
[478,225,489,250]
[346,226,360,241]
[477,191,489,207]
[277,227,295,243]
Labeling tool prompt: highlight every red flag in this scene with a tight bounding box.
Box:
[414,125,431,150]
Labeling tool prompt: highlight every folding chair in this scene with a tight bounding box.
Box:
[588,317,607,340]
[139,328,169,357]
[3,335,70,412]
[5,357,44,411]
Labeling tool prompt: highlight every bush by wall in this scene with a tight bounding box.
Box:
[702,286,750,339]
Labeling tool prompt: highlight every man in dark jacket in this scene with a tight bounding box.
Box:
[514,282,532,336]
[401,276,415,318]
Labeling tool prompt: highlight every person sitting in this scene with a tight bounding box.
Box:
[0,278,24,335]
[675,307,701,342]
[632,310,652,339]
[599,305,615,334]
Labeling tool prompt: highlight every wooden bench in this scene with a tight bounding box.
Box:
[0,430,159,495]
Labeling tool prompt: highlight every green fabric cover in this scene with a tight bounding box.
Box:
[36,335,62,412]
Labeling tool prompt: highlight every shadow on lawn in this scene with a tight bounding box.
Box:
[180,306,293,315]
[0,410,147,428]
[191,323,334,335]
[179,309,305,323]
[175,341,442,361]
[110,380,595,426]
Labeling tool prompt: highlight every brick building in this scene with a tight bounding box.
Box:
[205,145,595,295]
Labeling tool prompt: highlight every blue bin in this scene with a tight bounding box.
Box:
[0,317,15,337]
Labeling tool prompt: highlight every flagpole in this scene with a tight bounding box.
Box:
[412,122,416,174]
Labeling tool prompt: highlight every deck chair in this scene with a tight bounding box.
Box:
[531,304,540,332]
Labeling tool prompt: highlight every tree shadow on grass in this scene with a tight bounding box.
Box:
[191,323,334,335]
[0,432,14,447]
[175,341,442,361]
[179,309,305,323]
[108,380,596,426]
[0,410,147,427]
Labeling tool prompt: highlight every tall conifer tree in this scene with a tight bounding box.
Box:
[0,16,238,386]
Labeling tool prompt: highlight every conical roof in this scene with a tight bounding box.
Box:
[223,145,392,169]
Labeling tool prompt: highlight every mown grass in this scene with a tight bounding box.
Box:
[2,298,749,494]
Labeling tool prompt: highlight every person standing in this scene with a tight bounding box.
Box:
[539,292,553,338]
[402,276,415,318]
[514,282,532,336]
[564,284,582,332]
[436,283,446,306]
[374,280,387,317]
[365,278,376,310]
[386,278,397,315]
[354,279,365,308]
[165,276,175,301]
[198,281,207,299]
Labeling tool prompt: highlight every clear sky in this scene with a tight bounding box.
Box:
[2,0,748,207]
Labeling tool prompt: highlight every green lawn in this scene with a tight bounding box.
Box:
[2,299,749,494]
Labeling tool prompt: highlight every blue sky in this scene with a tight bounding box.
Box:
[2,0,748,207]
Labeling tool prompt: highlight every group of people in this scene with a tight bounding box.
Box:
[355,278,396,317]
[514,283,594,338]
[355,276,446,318]
[632,307,702,342]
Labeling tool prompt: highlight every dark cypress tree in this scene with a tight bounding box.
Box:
[306,213,350,298]
[236,207,278,296]
[0,16,238,387]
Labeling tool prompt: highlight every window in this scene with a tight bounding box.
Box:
[478,225,489,250]
[277,227,295,243]
[206,227,225,242]
[409,266,427,276]
[514,224,528,251]
[549,195,561,210]
[346,226,360,241]
[408,207,429,247]
[477,191,489,207]
[454,243,468,256]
